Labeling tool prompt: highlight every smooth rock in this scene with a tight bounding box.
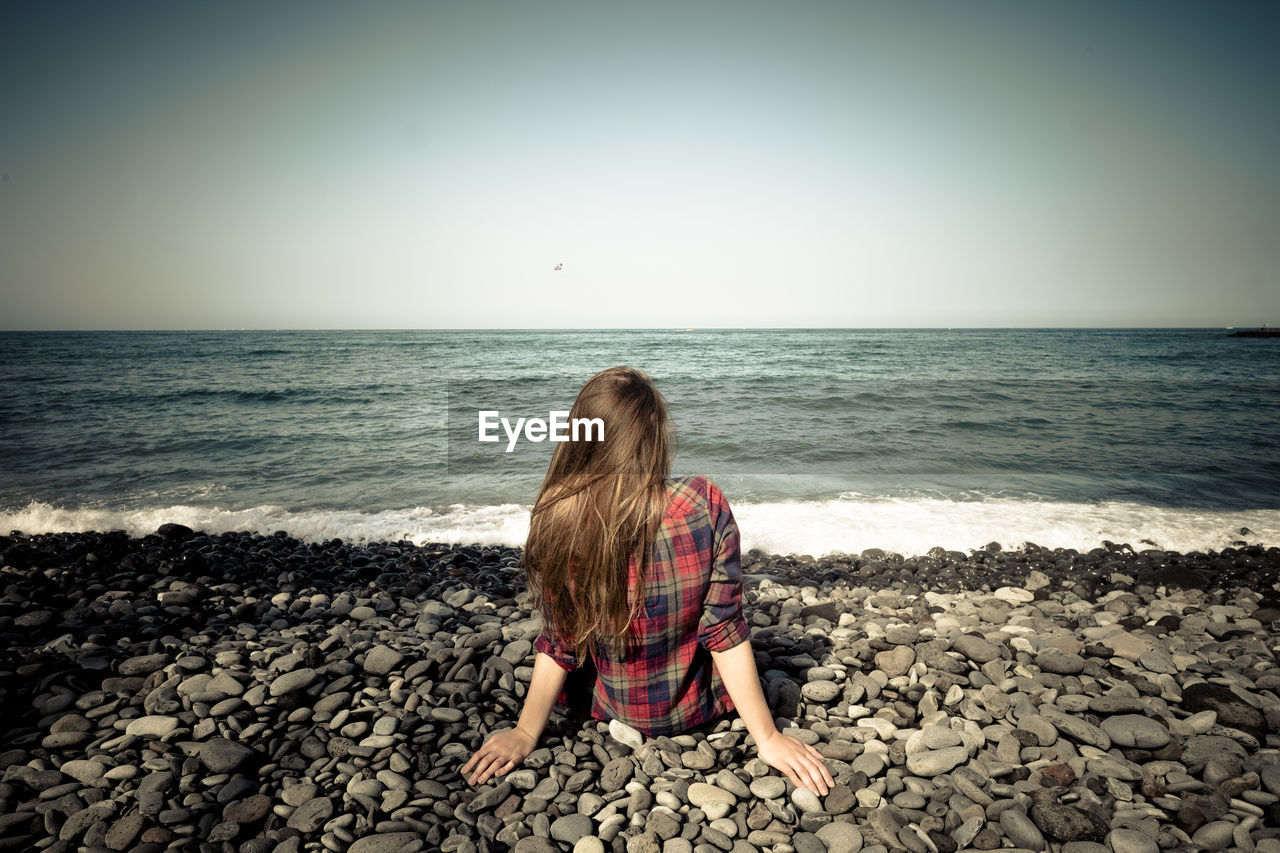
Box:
[269,668,318,696]
[1107,828,1159,853]
[200,739,255,773]
[1000,809,1046,851]
[125,715,179,738]
[286,797,333,833]
[874,645,915,677]
[802,680,841,702]
[952,635,1001,663]
[750,777,787,800]
[348,832,423,853]
[1100,714,1171,749]
[791,787,824,813]
[58,758,107,785]
[362,645,404,676]
[609,719,644,749]
[1036,651,1085,675]
[551,814,594,845]
[687,782,736,808]
[118,653,169,676]
[905,746,969,777]
[816,822,863,853]
[1190,820,1237,851]
[600,756,633,793]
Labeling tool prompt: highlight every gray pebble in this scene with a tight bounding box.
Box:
[200,739,255,773]
[349,832,426,853]
[124,714,179,738]
[816,822,863,853]
[286,797,334,833]
[750,777,787,800]
[801,680,840,702]
[791,787,824,814]
[550,814,594,845]
[600,756,633,792]
[1099,714,1170,749]
[269,668,317,696]
[1000,809,1046,851]
[904,746,968,777]
[1106,828,1159,853]
[1035,651,1085,675]
[713,769,751,799]
[952,634,1001,663]
[362,645,404,676]
[1190,821,1236,851]
[687,782,736,808]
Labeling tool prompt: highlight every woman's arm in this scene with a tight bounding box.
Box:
[462,651,569,786]
[711,640,834,795]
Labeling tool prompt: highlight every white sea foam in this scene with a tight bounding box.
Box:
[0,502,531,548]
[2,496,1276,557]
[734,497,1279,556]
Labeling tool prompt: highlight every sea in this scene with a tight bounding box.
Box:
[1,329,1277,557]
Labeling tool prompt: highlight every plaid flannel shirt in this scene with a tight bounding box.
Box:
[533,475,752,737]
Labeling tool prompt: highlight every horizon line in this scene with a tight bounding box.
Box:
[0,325,1271,333]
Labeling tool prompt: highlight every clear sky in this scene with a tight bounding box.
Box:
[1,1,1277,329]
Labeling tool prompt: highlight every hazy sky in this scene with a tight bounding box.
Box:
[2,1,1277,329]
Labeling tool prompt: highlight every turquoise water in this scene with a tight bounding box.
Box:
[1,329,1276,554]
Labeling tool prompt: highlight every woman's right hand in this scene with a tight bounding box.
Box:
[756,730,834,796]
[462,726,536,787]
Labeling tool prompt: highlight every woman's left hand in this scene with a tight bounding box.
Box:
[757,730,834,796]
[462,727,537,787]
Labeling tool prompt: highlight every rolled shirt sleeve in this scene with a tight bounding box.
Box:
[533,620,579,672]
[697,482,752,653]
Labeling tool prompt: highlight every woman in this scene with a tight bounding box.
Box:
[462,367,832,795]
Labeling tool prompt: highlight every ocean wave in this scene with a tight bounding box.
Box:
[735,497,1278,557]
[0,502,531,548]
[2,497,1275,558]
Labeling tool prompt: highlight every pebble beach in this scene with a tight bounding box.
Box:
[2,526,1279,853]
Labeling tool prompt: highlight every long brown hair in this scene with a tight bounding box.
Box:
[523,367,672,661]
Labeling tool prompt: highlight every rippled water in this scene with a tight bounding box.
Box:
[1,329,1276,553]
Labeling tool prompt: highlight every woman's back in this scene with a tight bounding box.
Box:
[534,475,750,736]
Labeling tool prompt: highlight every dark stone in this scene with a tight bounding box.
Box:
[1029,802,1108,842]
[792,832,826,853]
[155,523,194,541]
[1181,682,1267,739]
[1180,790,1230,821]
[972,826,1002,850]
[823,784,855,815]
[223,794,272,824]
[1178,804,1207,834]
[599,756,633,793]
[1040,764,1076,787]
[929,829,958,853]
[799,602,841,622]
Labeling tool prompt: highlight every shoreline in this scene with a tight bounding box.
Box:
[4,495,1278,561]
[2,527,1279,851]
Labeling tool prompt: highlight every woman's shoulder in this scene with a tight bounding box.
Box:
[665,475,729,516]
